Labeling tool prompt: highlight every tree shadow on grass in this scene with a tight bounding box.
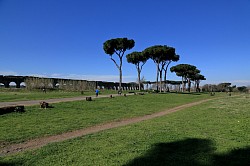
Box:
[124,138,250,166]
[0,161,22,166]
[125,138,213,166]
[214,147,250,166]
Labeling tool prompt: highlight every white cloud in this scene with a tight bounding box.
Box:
[203,79,250,86]
[57,74,136,83]
[28,74,49,78]
[231,80,250,86]
[0,71,137,83]
[50,73,62,77]
[0,71,18,75]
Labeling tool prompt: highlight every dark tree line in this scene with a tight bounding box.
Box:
[103,37,206,92]
[170,64,206,92]
[142,45,179,92]
[202,83,248,92]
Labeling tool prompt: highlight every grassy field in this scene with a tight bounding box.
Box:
[0,89,86,102]
[0,89,126,102]
[0,93,216,144]
[0,93,249,165]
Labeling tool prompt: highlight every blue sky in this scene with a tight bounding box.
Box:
[0,0,250,86]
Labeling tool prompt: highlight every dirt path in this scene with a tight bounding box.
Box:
[0,93,127,108]
[0,98,213,156]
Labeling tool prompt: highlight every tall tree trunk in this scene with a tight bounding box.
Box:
[188,79,191,92]
[164,69,167,92]
[181,77,184,92]
[119,57,123,92]
[163,62,170,92]
[137,65,141,91]
[156,64,159,92]
[119,66,122,92]
[159,70,163,93]
[183,77,187,92]
[110,55,123,92]
[197,81,200,92]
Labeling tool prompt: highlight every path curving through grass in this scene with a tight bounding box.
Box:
[1,98,213,156]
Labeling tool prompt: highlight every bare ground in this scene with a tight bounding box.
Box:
[0,98,213,157]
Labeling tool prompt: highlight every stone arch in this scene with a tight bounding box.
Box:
[9,82,17,88]
[55,83,60,88]
[20,82,26,88]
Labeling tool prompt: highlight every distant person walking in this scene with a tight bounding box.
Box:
[95,89,99,97]
[42,88,46,94]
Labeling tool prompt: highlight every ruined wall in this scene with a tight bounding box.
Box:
[25,77,54,89]
[0,75,139,91]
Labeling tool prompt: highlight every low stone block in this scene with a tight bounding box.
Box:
[86,97,92,101]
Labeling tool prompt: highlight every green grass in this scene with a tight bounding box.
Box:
[0,93,215,144]
[0,89,87,102]
[1,93,249,165]
[0,89,129,102]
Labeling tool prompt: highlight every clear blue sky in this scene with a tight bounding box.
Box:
[1,0,250,86]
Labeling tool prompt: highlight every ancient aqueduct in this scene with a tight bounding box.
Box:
[0,75,141,90]
[0,75,183,91]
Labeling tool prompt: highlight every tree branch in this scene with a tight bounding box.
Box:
[140,62,146,72]
[114,50,121,57]
[121,50,125,58]
[164,61,171,71]
[110,56,120,69]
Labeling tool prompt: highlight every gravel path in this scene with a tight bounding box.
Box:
[0,98,213,156]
